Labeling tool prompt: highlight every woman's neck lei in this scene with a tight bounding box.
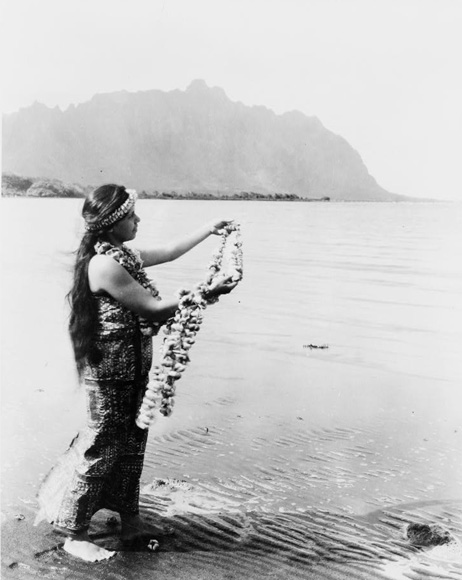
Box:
[94,240,162,336]
[136,224,243,429]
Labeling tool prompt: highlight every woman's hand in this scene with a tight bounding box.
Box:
[207,274,238,297]
[208,219,234,235]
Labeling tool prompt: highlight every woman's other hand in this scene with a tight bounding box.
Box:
[208,275,238,296]
[209,219,234,235]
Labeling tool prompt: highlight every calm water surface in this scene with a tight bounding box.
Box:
[1,199,462,577]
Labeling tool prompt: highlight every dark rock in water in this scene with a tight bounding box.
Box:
[143,478,192,494]
[406,523,454,547]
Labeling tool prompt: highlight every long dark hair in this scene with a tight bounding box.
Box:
[67,184,129,375]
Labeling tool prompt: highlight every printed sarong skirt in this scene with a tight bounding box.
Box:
[36,377,149,534]
[36,325,154,535]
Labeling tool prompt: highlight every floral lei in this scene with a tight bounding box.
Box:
[135,224,243,429]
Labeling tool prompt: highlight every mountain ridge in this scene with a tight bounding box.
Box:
[2,80,404,201]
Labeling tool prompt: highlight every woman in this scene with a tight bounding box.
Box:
[36,184,237,562]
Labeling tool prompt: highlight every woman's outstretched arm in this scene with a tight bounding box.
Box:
[88,254,237,322]
[139,219,233,267]
[89,255,179,321]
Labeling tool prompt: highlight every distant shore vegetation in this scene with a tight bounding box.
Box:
[2,173,330,202]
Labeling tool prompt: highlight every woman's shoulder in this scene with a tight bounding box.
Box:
[89,253,121,271]
[89,254,137,294]
[88,254,124,283]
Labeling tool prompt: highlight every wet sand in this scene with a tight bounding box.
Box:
[2,352,462,580]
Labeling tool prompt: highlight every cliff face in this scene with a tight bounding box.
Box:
[2,80,399,200]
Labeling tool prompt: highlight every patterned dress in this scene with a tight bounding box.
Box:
[36,244,161,535]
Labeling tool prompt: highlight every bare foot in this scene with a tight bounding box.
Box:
[63,533,115,562]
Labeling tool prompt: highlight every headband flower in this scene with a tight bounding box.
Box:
[85,189,137,232]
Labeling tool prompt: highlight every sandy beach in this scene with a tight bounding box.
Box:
[3,359,462,579]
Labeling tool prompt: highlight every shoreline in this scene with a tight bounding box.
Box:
[2,193,331,202]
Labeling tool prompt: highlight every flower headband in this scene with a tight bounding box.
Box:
[85,189,137,232]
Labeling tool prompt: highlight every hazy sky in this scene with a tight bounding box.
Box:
[2,0,461,199]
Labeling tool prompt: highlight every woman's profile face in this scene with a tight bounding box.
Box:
[110,206,140,244]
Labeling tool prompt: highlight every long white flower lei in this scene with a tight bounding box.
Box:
[136,224,243,429]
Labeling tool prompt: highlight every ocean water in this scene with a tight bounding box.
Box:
[1,198,462,578]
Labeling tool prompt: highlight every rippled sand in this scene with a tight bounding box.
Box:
[3,382,462,579]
